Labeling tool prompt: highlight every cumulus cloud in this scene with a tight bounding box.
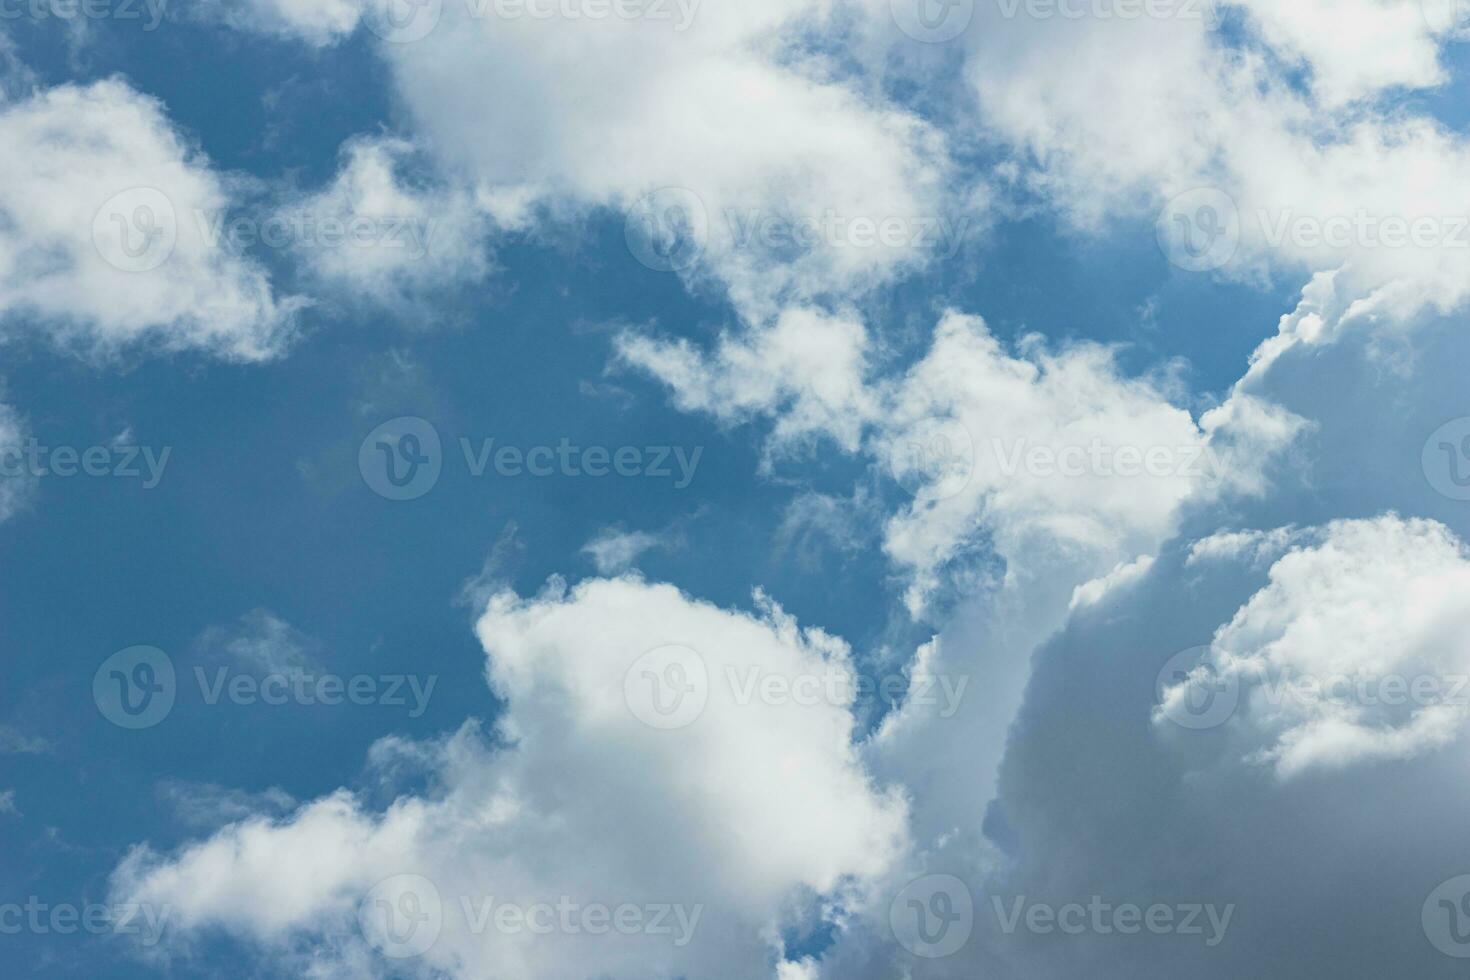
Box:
[627,307,1305,614]
[0,79,302,360]
[1162,515,1470,779]
[261,0,957,317]
[863,0,1470,368]
[112,577,907,979]
[283,135,493,307]
[617,307,877,456]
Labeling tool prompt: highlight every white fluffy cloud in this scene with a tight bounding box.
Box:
[1227,0,1447,106]
[0,79,301,360]
[284,135,492,306]
[229,0,962,316]
[889,0,1470,371]
[617,307,877,455]
[625,306,1304,614]
[201,0,362,44]
[1162,515,1470,779]
[874,311,1300,615]
[112,577,907,979]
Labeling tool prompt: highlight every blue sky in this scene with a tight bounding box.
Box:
[3,2,1470,978]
